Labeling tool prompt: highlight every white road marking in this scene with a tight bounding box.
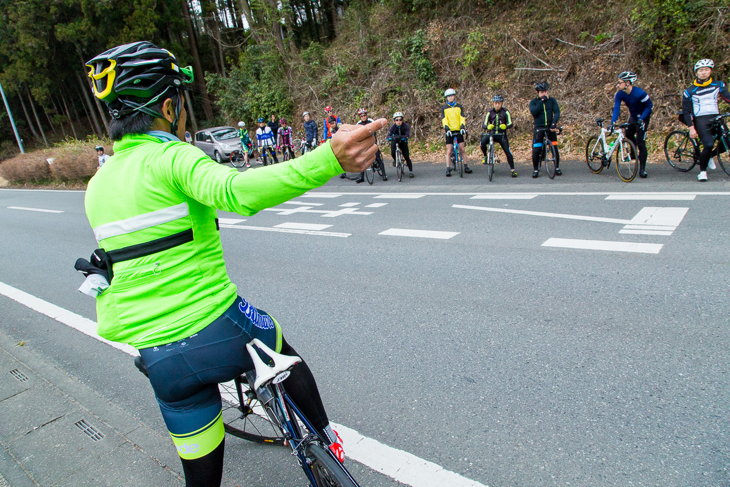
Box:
[274,222,333,231]
[379,228,459,240]
[622,224,676,231]
[300,193,342,198]
[220,223,350,237]
[628,207,689,226]
[218,218,246,225]
[283,200,324,206]
[7,206,63,213]
[374,194,424,199]
[321,207,373,218]
[0,281,487,487]
[470,194,537,200]
[339,202,361,207]
[453,204,631,224]
[263,206,372,218]
[619,230,674,236]
[606,194,696,201]
[542,238,663,254]
[365,203,388,208]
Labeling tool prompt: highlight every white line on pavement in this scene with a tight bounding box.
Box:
[453,204,631,224]
[619,230,674,236]
[218,218,246,225]
[365,203,388,208]
[379,228,459,239]
[605,194,696,201]
[274,222,333,231]
[628,207,689,227]
[622,224,676,231]
[300,193,342,198]
[0,281,487,487]
[339,202,361,207]
[7,206,64,213]
[542,238,663,254]
[374,194,425,199]
[470,194,537,200]
[220,223,350,237]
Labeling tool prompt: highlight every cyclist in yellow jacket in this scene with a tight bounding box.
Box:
[441,88,472,176]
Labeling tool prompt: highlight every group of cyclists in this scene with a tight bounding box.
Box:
[231,57,727,183]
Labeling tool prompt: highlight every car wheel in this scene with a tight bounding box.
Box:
[214,151,223,163]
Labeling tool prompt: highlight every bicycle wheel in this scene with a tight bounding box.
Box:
[615,138,638,182]
[365,164,374,185]
[396,152,403,182]
[544,142,557,179]
[456,150,464,178]
[585,136,606,173]
[230,152,245,168]
[220,378,285,445]
[487,144,495,181]
[306,443,359,487]
[716,137,730,176]
[663,130,697,172]
[375,156,386,179]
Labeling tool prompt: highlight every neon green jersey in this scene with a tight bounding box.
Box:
[84,133,342,348]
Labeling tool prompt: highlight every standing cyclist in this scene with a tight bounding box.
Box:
[441,88,471,176]
[529,81,562,178]
[277,118,295,160]
[682,58,730,182]
[322,106,341,142]
[387,112,414,178]
[302,111,318,152]
[81,41,386,487]
[256,117,278,165]
[237,121,253,167]
[355,108,387,183]
[95,145,109,168]
[481,95,517,177]
[611,71,653,178]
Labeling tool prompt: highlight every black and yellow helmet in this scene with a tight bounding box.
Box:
[86,41,193,117]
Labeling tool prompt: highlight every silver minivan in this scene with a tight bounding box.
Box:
[194,126,243,163]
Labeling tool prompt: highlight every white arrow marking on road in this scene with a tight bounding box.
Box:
[0,281,488,487]
[542,238,663,254]
[453,204,632,224]
[7,206,64,213]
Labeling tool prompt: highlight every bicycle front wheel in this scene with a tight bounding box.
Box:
[664,130,697,172]
[487,145,495,182]
[615,138,638,182]
[306,443,359,487]
[396,153,403,182]
[545,143,557,179]
[585,136,605,173]
[365,165,374,185]
[456,152,464,178]
[716,137,730,176]
[220,378,285,445]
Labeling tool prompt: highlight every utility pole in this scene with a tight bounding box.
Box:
[0,82,25,153]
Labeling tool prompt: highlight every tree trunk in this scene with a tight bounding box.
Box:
[185,92,198,134]
[26,86,49,146]
[76,71,103,137]
[182,0,214,120]
[52,96,68,139]
[60,93,79,139]
[237,0,264,43]
[42,106,57,135]
[18,91,41,141]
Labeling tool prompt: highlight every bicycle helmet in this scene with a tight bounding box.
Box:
[535,81,550,91]
[85,41,194,119]
[238,121,245,128]
[393,112,404,119]
[492,95,504,102]
[694,59,714,72]
[617,71,637,84]
[256,117,265,123]
[444,88,456,97]
[302,111,310,117]
[324,106,333,113]
[357,108,368,116]
[279,118,287,124]
[95,146,104,151]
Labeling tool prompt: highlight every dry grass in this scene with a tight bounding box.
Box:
[0,139,104,186]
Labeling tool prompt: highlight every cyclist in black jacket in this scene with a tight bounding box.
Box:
[481,95,517,177]
[387,112,414,178]
[529,82,562,178]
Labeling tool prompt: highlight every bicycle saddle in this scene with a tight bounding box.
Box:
[246,339,302,390]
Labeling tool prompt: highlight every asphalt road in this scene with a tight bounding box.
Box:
[0,159,728,487]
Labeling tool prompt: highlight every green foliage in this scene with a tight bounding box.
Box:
[592,32,612,44]
[301,42,326,67]
[206,44,292,124]
[406,29,435,87]
[631,0,719,64]
[458,31,484,69]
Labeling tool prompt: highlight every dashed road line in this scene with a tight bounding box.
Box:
[605,194,696,201]
[274,222,333,231]
[0,281,487,487]
[218,217,246,225]
[339,202,361,207]
[220,223,350,237]
[470,194,537,200]
[379,228,459,240]
[542,238,663,254]
[7,206,64,213]
[374,194,425,199]
[365,203,388,208]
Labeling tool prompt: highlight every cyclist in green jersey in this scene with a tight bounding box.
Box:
[80,41,385,487]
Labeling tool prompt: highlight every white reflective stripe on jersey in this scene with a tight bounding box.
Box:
[641,95,650,102]
[93,203,189,241]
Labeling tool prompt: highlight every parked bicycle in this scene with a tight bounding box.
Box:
[585,119,638,182]
[280,144,296,162]
[664,112,730,175]
[393,139,406,182]
[295,137,314,155]
[451,137,465,177]
[483,132,502,182]
[218,339,360,487]
[364,151,387,185]
[535,127,561,179]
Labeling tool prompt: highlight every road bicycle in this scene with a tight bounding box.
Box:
[393,139,407,182]
[664,112,730,175]
[218,339,360,487]
[451,136,464,177]
[585,119,638,182]
[535,127,561,179]
[483,132,502,182]
[229,149,253,168]
[295,138,315,155]
[364,151,387,185]
[280,144,295,162]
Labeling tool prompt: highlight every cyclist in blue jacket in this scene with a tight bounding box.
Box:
[611,71,653,178]
[682,58,730,181]
[302,112,318,151]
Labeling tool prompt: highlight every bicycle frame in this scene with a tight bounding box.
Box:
[591,124,625,162]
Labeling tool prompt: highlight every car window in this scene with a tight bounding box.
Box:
[211,128,238,141]
[195,132,205,142]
